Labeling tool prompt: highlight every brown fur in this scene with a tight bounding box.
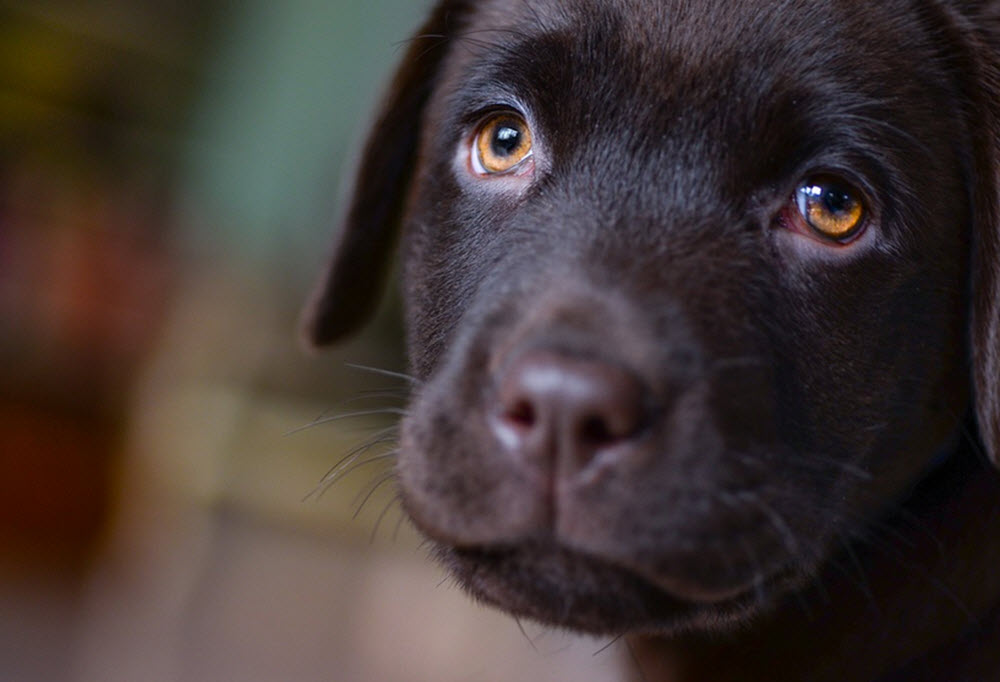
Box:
[306,1,1000,679]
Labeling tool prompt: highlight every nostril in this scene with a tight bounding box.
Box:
[580,414,615,446]
[504,399,537,429]
[492,348,647,471]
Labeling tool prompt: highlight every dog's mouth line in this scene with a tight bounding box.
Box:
[435,541,809,636]
[447,537,789,609]
[400,486,803,610]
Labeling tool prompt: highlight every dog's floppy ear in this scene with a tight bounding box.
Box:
[964,5,1000,464]
[302,1,467,346]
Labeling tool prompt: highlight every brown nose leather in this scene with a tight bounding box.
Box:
[493,350,645,472]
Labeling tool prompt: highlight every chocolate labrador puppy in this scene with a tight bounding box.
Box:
[304,1,1000,680]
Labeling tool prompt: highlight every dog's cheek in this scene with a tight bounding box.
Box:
[400,183,526,380]
[773,250,967,507]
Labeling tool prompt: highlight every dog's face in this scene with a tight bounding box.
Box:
[306,0,1000,636]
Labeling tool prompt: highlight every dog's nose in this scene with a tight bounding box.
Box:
[493,350,645,472]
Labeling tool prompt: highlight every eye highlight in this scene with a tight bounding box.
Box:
[472,112,533,175]
[792,175,867,242]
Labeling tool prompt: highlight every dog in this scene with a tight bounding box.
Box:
[303,1,1000,679]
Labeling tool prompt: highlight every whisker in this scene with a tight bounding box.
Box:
[345,363,419,384]
[834,533,879,608]
[455,27,532,41]
[593,633,624,656]
[625,638,650,682]
[513,617,538,652]
[851,513,921,552]
[735,536,777,612]
[861,534,978,626]
[392,509,409,543]
[889,506,947,557]
[950,410,990,466]
[392,32,446,50]
[284,408,406,436]
[313,451,399,500]
[719,490,807,567]
[354,388,411,402]
[304,427,399,498]
[370,493,403,544]
[408,34,452,63]
[353,471,398,519]
[788,451,873,482]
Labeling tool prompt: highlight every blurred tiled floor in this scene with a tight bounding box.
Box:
[53,268,624,682]
[74,510,624,682]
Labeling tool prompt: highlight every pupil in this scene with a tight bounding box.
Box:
[491,125,521,157]
[822,188,852,215]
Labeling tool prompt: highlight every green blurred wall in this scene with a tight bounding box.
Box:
[182,0,428,263]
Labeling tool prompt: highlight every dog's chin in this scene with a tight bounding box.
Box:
[436,542,793,635]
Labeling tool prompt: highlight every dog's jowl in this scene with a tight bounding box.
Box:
[305,1,1000,680]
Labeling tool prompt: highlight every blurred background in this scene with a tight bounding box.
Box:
[0,1,620,681]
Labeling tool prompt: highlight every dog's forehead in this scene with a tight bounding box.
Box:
[431,0,952,214]
[467,0,914,64]
[447,0,937,148]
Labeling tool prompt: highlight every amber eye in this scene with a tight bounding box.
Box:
[794,176,866,242]
[473,113,533,175]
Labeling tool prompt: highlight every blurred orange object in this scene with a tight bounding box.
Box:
[0,158,173,569]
